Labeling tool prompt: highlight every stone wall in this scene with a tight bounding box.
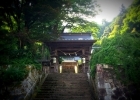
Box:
[96,64,112,100]
[9,66,48,100]
[95,64,139,100]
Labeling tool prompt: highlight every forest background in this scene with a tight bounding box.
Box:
[0,0,140,97]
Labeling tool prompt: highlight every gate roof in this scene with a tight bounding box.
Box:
[45,33,96,57]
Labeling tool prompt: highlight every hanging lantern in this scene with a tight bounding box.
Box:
[82,58,85,63]
[53,57,56,63]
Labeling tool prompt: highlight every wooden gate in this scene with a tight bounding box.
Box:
[61,61,78,73]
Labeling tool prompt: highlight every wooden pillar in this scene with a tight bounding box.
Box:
[82,49,85,55]
[54,49,58,56]
[82,57,86,73]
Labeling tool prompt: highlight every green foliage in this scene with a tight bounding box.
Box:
[91,1,140,87]
[108,25,120,38]
[0,56,42,89]
[0,30,17,65]
[121,1,140,33]
[70,22,99,38]
[58,57,64,64]
[91,31,140,86]
[1,67,28,86]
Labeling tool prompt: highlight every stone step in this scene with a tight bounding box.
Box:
[40,86,90,89]
[33,73,92,100]
[42,82,89,87]
[46,77,88,80]
[47,73,87,77]
[43,77,88,80]
[37,89,91,93]
[44,79,88,82]
[33,96,92,100]
[35,92,91,97]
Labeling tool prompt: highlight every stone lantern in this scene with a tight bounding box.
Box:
[82,58,85,63]
[53,57,56,63]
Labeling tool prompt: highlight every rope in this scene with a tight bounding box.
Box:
[58,49,82,55]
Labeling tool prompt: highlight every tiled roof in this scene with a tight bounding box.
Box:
[58,33,93,40]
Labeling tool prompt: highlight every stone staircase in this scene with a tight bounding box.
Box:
[32,73,94,100]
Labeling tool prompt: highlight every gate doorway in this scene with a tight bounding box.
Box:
[60,61,78,73]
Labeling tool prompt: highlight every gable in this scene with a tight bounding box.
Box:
[58,33,94,41]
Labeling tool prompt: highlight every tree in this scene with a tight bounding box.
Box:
[0,1,99,97]
[60,0,99,31]
[70,22,99,38]
[99,19,110,38]
[90,0,140,90]
[121,0,140,33]
[1,0,99,43]
[119,4,126,15]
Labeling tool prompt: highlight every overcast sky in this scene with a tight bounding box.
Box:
[92,0,134,24]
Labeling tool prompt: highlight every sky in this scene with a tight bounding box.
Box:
[64,0,134,32]
[91,0,134,24]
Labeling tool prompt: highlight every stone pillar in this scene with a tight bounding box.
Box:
[52,57,59,73]
[54,63,58,73]
[42,66,49,74]
[83,63,85,73]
